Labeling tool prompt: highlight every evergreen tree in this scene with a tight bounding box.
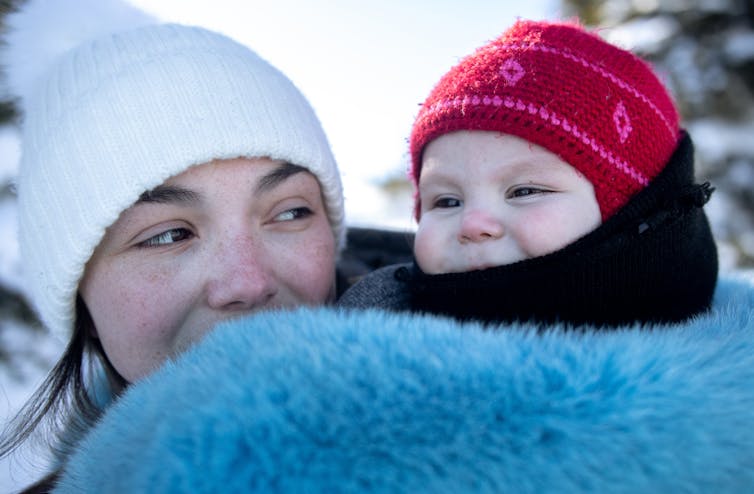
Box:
[1,0,47,374]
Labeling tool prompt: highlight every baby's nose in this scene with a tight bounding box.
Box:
[458,210,504,244]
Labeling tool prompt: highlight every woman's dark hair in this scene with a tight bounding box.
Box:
[0,295,126,465]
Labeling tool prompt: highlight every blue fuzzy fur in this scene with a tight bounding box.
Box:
[56,277,754,493]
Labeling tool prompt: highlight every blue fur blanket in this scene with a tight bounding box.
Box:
[56,277,754,493]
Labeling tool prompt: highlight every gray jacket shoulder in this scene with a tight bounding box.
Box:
[337,263,412,311]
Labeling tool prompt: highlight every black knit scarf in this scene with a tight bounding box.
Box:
[406,132,718,327]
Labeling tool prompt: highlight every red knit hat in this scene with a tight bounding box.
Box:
[409,20,681,220]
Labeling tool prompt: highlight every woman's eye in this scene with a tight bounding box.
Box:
[274,207,313,222]
[139,228,193,248]
[433,197,462,209]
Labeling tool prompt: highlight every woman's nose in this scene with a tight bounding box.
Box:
[206,234,277,310]
[458,209,505,244]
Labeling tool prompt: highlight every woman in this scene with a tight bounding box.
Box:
[0,0,344,490]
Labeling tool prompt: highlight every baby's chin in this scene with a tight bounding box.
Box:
[422,256,526,275]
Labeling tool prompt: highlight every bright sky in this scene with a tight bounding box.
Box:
[129,0,562,229]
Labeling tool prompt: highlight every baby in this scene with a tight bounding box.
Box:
[339,19,718,327]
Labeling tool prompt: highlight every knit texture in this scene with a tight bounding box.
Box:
[410,20,681,220]
[3,2,344,340]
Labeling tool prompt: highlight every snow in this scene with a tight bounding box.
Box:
[739,231,754,260]
[0,126,19,185]
[688,117,754,166]
[0,124,55,492]
[0,199,23,296]
[724,29,754,64]
[0,320,60,493]
[602,15,681,54]
[0,127,24,294]
[342,174,415,232]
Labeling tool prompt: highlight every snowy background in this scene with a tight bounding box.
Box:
[1,0,753,491]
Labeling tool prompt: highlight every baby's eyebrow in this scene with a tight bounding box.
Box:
[255,162,309,194]
[137,185,201,205]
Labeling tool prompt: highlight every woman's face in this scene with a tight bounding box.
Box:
[79,158,337,382]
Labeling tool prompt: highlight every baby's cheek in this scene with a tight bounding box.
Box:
[414,226,445,274]
[516,214,568,258]
[519,209,597,258]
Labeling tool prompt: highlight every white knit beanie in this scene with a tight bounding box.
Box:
[1,0,345,341]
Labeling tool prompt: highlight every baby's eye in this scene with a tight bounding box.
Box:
[274,207,313,222]
[507,186,550,199]
[139,228,193,248]
[433,197,462,209]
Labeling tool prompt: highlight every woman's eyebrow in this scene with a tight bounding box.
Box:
[255,162,309,194]
[136,162,309,204]
[137,185,201,204]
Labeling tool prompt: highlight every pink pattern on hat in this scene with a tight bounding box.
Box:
[416,94,649,186]
[499,59,525,86]
[613,101,632,144]
[498,41,676,140]
[410,20,681,220]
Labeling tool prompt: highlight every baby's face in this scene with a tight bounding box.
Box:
[414,130,601,274]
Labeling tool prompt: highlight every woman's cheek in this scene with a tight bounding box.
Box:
[251,210,333,304]
[286,228,337,303]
